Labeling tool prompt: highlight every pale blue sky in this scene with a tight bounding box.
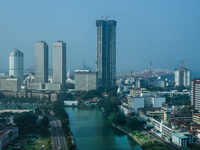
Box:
[0,0,200,78]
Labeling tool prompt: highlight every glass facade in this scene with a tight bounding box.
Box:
[96,20,116,87]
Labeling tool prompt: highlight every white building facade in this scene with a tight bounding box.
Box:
[175,64,190,87]
[9,49,24,84]
[191,79,200,111]
[75,70,98,91]
[128,96,144,114]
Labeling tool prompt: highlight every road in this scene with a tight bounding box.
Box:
[49,117,68,150]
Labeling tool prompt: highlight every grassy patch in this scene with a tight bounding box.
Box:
[188,144,200,150]
[26,137,52,150]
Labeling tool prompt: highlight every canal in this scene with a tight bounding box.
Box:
[65,107,142,150]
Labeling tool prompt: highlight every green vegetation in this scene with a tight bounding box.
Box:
[179,106,196,114]
[13,112,38,135]
[13,112,49,137]
[142,141,171,150]
[132,130,172,150]
[26,137,52,150]
[164,94,190,105]
[146,87,165,91]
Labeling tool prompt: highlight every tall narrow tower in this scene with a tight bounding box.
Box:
[9,49,24,84]
[175,61,190,87]
[191,79,200,111]
[53,41,66,84]
[96,20,116,87]
[35,41,48,83]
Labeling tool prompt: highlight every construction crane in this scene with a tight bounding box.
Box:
[179,60,191,68]
[178,60,191,86]
[101,14,127,20]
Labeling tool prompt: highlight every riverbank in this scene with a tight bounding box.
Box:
[65,107,142,150]
[112,124,143,146]
[112,124,172,150]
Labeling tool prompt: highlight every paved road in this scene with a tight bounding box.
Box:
[49,117,68,150]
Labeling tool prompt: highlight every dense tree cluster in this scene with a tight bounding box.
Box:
[13,112,50,137]
[101,99,145,131]
[164,94,190,105]
[13,112,38,134]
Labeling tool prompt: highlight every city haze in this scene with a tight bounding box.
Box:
[0,0,200,78]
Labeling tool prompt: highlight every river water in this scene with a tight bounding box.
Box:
[65,107,142,150]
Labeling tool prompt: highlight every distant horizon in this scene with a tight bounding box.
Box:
[1,1,200,79]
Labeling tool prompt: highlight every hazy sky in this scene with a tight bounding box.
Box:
[0,0,200,78]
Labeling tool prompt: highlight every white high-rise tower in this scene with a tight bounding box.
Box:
[9,49,24,84]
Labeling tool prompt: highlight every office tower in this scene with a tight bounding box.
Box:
[174,61,190,87]
[9,49,24,84]
[53,41,66,84]
[191,79,200,111]
[35,41,48,83]
[96,20,116,87]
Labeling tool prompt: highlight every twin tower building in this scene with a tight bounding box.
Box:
[29,41,66,90]
[9,19,117,91]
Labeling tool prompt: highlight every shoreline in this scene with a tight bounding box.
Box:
[112,124,143,146]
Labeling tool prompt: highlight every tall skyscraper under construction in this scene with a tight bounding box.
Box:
[96,20,116,87]
[174,61,190,87]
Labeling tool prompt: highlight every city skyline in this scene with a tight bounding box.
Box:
[0,1,200,78]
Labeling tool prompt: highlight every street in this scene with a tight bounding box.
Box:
[49,117,68,150]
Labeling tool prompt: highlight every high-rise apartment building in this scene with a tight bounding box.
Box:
[53,41,66,84]
[96,20,116,87]
[35,41,48,83]
[9,49,24,84]
[175,62,190,87]
[191,79,200,111]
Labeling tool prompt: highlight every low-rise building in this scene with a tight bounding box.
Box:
[128,96,144,114]
[64,101,78,106]
[151,97,165,107]
[193,113,200,124]
[75,70,98,91]
[119,105,134,116]
[0,77,21,91]
[0,127,18,150]
[0,90,64,102]
[171,132,193,147]
[152,118,172,140]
